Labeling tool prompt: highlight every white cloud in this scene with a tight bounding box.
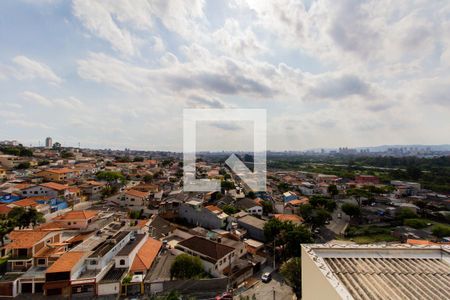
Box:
[22,91,53,107]
[12,56,62,84]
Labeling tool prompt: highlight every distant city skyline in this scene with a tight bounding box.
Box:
[1,1,449,151]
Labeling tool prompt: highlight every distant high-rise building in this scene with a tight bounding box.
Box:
[45,137,53,149]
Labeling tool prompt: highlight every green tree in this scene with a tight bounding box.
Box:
[16,162,30,169]
[396,208,417,220]
[221,180,235,190]
[222,204,239,215]
[0,219,14,245]
[327,184,339,197]
[96,171,125,183]
[143,174,153,183]
[310,209,331,229]
[346,188,370,207]
[280,257,302,297]
[432,224,450,238]
[261,200,273,215]
[170,254,205,279]
[60,151,74,159]
[133,156,144,162]
[342,203,361,220]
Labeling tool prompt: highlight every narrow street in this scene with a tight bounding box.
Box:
[236,272,294,300]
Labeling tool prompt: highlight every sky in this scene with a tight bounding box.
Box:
[0,0,449,151]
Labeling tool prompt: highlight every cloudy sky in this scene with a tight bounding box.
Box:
[0,0,449,151]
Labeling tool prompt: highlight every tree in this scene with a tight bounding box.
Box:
[60,151,74,159]
[261,200,274,215]
[342,203,361,219]
[310,209,331,229]
[170,254,205,279]
[7,207,44,229]
[222,204,239,215]
[299,204,314,222]
[16,162,30,169]
[327,184,339,197]
[432,224,450,238]
[396,208,417,220]
[221,180,235,190]
[280,257,302,297]
[96,171,125,183]
[346,188,370,207]
[0,219,14,245]
[133,156,144,162]
[143,174,153,183]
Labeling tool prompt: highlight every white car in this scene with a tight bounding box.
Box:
[261,272,272,283]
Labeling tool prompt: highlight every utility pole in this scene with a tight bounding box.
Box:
[272,287,276,300]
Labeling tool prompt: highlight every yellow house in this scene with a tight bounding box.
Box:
[35,168,79,182]
[0,168,6,179]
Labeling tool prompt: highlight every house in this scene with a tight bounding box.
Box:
[0,155,26,169]
[316,174,339,185]
[113,189,149,210]
[299,182,315,196]
[6,230,63,272]
[284,197,309,214]
[274,214,304,224]
[52,210,99,229]
[236,214,266,242]
[355,175,380,185]
[148,215,173,239]
[301,243,450,300]
[235,198,263,216]
[0,167,6,179]
[35,168,79,182]
[114,234,148,271]
[21,182,80,204]
[176,236,236,277]
[282,191,298,203]
[179,200,229,229]
[44,251,89,296]
[129,237,162,276]
[79,181,106,201]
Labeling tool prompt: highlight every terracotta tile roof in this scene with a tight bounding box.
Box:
[53,210,98,221]
[38,221,67,230]
[86,180,105,186]
[274,214,304,223]
[14,183,32,190]
[67,187,80,193]
[205,205,222,212]
[40,182,69,191]
[7,230,54,249]
[406,239,437,245]
[44,168,75,174]
[287,197,309,206]
[135,219,150,228]
[125,189,149,198]
[0,204,12,215]
[130,238,162,272]
[46,251,86,273]
[8,198,40,208]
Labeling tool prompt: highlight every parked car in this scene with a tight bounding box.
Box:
[261,272,272,283]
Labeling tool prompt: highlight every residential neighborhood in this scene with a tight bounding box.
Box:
[0,141,448,299]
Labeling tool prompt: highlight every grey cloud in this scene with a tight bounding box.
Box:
[187,95,227,108]
[309,74,370,99]
[208,121,242,131]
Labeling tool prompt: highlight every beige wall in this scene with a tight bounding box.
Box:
[301,247,343,300]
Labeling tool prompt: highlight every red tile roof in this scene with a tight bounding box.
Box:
[130,238,162,272]
[40,182,69,191]
[7,230,55,249]
[274,214,304,223]
[46,251,86,273]
[53,210,98,221]
[125,189,149,198]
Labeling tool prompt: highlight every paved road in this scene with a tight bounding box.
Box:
[237,272,294,300]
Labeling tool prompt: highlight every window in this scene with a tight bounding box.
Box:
[120,259,125,265]
[37,258,46,265]
[15,261,24,266]
[90,260,97,265]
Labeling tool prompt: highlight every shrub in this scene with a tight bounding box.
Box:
[403,218,428,229]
